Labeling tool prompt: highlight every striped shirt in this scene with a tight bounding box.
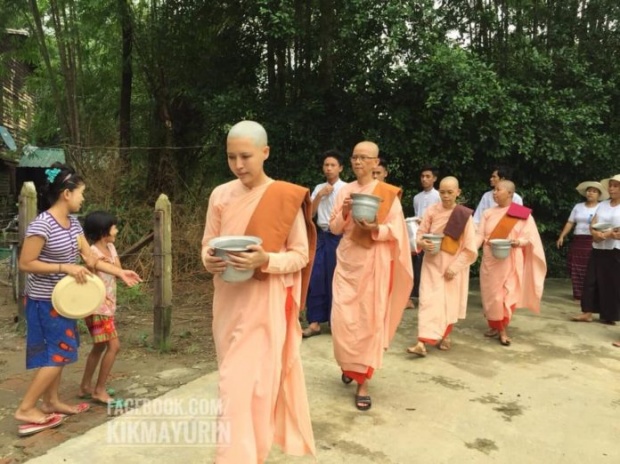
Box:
[25,211,83,300]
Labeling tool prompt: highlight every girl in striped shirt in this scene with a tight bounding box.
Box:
[14,163,141,436]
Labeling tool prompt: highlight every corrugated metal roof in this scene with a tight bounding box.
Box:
[18,144,65,167]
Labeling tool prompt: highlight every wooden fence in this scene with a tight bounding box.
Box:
[15,182,172,350]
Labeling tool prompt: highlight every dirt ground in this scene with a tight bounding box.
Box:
[0,277,217,463]
[15,278,620,463]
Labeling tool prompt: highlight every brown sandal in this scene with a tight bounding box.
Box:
[406,344,427,357]
[438,337,451,351]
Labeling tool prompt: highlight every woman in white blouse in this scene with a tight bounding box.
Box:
[557,181,608,301]
[570,175,620,338]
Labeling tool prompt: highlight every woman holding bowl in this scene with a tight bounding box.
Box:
[571,175,620,338]
[557,181,608,301]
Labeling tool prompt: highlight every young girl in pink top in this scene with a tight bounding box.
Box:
[79,211,127,405]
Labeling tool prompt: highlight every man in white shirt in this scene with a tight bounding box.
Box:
[411,166,441,300]
[473,166,523,225]
[303,150,347,337]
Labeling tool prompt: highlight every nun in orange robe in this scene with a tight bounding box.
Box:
[476,202,547,342]
[202,178,316,463]
[413,202,477,350]
[329,179,413,387]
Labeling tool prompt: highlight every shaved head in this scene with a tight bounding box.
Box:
[440,176,459,189]
[438,175,461,207]
[227,120,268,147]
[353,141,379,158]
[498,179,515,194]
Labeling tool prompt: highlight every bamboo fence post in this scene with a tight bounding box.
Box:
[153,194,172,351]
[17,182,37,321]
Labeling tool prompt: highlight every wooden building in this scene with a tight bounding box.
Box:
[1,29,33,225]
[0,28,33,151]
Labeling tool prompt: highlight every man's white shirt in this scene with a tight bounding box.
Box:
[413,188,441,219]
[312,179,347,231]
[473,190,524,224]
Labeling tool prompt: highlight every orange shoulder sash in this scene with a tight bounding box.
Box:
[245,181,317,308]
[350,182,402,248]
[489,203,532,239]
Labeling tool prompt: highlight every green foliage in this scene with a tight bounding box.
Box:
[3,0,620,277]
[117,283,150,313]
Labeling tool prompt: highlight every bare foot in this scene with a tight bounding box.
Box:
[570,313,593,322]
[78,387,92,398]
[406,342,427,357]
[438,336,451,351]
[91,391,114,404]
[40,401,86,415]
[612,341,620,348]
[15,407,55,424]
[308,322,320,331]
[302,322,322,338]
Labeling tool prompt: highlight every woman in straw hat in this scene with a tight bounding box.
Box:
[570,174,620,338]
[557,181,608,301]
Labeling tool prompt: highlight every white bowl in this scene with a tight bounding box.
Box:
[489,239,511,259]
[208,235,262,282]
[591,222,613,232]
[422,233,444,255]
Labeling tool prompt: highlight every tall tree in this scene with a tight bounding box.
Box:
[118,0,133,163]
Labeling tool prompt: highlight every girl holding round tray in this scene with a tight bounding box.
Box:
[14,163,142,436]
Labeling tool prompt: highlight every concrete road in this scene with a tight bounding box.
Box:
[28,279,620,463]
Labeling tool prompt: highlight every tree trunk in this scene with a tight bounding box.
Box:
[28,0,68,142]
[119,0,133,164]
[318,0,335,92]
[49,0,81,159]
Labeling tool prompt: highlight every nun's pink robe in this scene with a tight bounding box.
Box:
[476,204,547,329]
[416,203,477,343]
[329,180,413,383]
[202,179,316,463]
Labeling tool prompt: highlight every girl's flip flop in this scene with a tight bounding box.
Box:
[18,414,64,437]
[78,388,116,399]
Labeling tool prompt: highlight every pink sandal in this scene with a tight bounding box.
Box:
[18,414,63,437]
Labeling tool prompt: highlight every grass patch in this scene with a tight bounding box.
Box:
[117,283,151,312]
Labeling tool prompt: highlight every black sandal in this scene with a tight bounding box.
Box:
[499,336,511,346]
[341,373,353,385]
[355,395,372,411]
